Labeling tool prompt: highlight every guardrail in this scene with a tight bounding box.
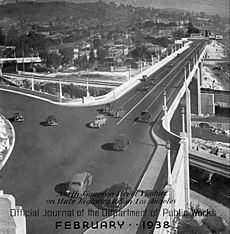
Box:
[155,43,209,234]
[0,42,192,107]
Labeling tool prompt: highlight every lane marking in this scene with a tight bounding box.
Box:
[121,68,169,107]
[145,64,187,111]
[116,42,203,125]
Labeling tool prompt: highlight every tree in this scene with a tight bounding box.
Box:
[7,25,19,46]
[173,29,185,39]
[0,27,5,45]
[89,48,95,64]
[186,22,200,36]
[97,48,107,61]
[59,47,73,65]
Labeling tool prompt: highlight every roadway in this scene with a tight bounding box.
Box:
[0,39,206,234]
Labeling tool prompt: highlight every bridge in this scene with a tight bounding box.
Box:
[0,39,229,234]
[0,57,42,75]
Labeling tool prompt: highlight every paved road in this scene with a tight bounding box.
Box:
[0,40,206,234]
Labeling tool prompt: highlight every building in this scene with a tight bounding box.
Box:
[0,190,26,234]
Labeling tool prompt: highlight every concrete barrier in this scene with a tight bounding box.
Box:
[0,42,192,107]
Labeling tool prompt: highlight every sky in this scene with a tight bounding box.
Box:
[0,0,229,16]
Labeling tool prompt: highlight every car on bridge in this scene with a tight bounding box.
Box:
[149,79,156,85]
[142,84,150,91]
[102,183,132,210]
[141,75,148,82]
[134,111,152,123]
[13,112,24,122]
[113,133,131,151]
[169,62,174,67]
[46,115,58,126]
[89,114,108,128]
[66,172,92,197]
[111,107,126,118]
[102,103,114,116]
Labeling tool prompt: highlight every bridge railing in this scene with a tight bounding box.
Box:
[153,44,209,234]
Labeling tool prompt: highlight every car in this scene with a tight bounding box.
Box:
[169,62,174,67]
[89,114,108,128]
[141,75,148,82]
[102,103,114,115]
[134,111,152,123]
[46,115,58,126]
[149,80,155,85]
[177,53,180,57]
[112,107,126,118]
[142,85,150,91]
[13,112,24,122]
[102,183,132,210]
[113,134,131,151]
[66,172,92,197]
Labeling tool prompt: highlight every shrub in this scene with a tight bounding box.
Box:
[202,216,226,233]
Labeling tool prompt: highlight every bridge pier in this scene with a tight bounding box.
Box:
[197,64,202,116]
[31,77,34,91]
[59,81,62,102]
[180,108,190,211]
[0,64,2,76]
[186,88,192,149]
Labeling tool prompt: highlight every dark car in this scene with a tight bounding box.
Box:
[113,134,131,151]
[142,85,150,91]
[46,115,58,126]
[142,75,148,82]
[135,111,152,123]
[13,112,24,122]
[102,183,132,210]
[149,80,155,85]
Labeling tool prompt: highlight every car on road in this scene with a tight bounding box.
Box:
[46,115,58,126]
[102,183,132,210]
[102,103,114,116]
[149,80,155,85]
[13,112,24,122]
[134,111,152,123]
[177,53,180,57]
[142,84,150,91]
[113,133,131,151]
[141,75,148,82]
[89,114,108,128]
[169,62,174,67]
[66,172,92,197]
[112,107,126,118]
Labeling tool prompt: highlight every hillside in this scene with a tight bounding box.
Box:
[0,2,107,22]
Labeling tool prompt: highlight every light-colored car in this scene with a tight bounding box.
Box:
[89,114,108,128]
[66,172,92,197]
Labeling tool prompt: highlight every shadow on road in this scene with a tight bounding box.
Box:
[7,117,15,122]
[54,182,70,196]
[101,143,116,151]
[40,121,49,126]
